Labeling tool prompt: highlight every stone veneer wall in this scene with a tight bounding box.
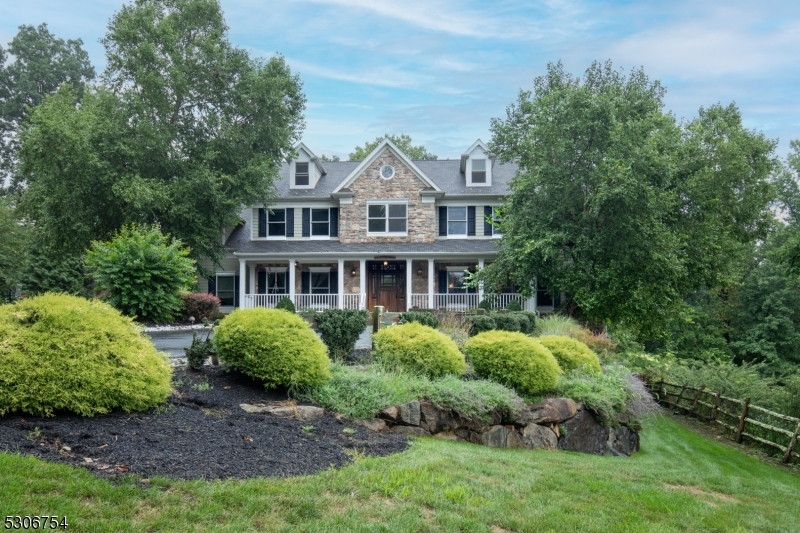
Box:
[340,149,436,244]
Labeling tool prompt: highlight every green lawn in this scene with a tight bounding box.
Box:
[1,416,799,532]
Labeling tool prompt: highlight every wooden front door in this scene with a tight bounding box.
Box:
[367,261,406,312]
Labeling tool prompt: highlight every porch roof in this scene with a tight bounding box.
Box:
[230,238,501,257]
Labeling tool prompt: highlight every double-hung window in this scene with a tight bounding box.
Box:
[311,208,330,236]
[267,272,287,293]
[447,269,468,294]
[471,159,486,183]
[268,209,286,237]
[447,207,467,236]
[216,275,235,306]
[367,202,407,235]
[311,273,330,294]
[295,162,310,186]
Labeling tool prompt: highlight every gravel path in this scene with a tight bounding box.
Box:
[0,367,407,480]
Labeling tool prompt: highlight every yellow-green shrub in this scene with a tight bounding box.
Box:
[373,322,466,378]
[214,308,330,388]
[0,293,172,417]
[464,331,561,396]
[538,335,602,373]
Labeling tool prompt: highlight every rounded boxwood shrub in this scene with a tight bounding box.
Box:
[506,299,522,312]
[538,335,602,373]
[492,312,521,332]
[315,308,369,361]
[465,314,496,335]
[214,308,329,388]
[464,331,561,396]
[373,322,466,378]
[275,296,296,313]
[510,312,531,334]
[398,310,439,329]
[0,293,172,417]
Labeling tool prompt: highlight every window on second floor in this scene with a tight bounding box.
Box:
[368,202,407,235]
[295,162,310,186]
[447,207,467,236]
[311,208,330,236]
[471,159,486,183]
[268,209,286,236]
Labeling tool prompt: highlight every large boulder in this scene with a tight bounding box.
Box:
[558,410,638,456]
[396,401,421,426]
[522,424,558,450]
[481,425,523,448]
[516,398,579,425]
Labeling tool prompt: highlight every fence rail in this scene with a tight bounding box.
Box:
[652,380,800,464]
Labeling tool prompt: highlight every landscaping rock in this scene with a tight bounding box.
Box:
[396,401,421,426]
[481,425,523,448]
[240,403,268,414]
[420,401,463,433]
[355,418,387,432]
[433,431,459,440]
[519,398,579,425]
[522,424,558,450]
[389,425,429,437]
[607,425,640,457]
[557,410,638,456]
[378,406,399,421]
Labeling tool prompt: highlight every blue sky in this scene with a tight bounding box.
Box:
[2,0,800,159]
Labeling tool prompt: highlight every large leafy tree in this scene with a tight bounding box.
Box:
[0,198,26,300]
[18,0,305,265]
[484,61,777,336]
[0,24,95,188]
[349,134,437,161]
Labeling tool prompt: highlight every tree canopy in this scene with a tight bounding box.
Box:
[348,134,437,161]
[483,61,777,336]
[18,0,305,265]
[0,23,95,188]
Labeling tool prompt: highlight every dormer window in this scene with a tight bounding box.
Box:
[295,162,310,186]
[471,159,486,183]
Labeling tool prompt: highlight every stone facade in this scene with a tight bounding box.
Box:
[340,149,436,244]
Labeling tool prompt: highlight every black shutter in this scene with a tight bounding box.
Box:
[467,206,476,236]
[438,270,448,294]
[329,207,339,237]
[484,206,493,236]
[439,207,447,236]
[257,271,266,294]
[301,272,310,294]
[207,277,216,296]
[286,208,295,237]
[302,208,310,237]
[234,275,240,307]
[330,271,338,295]
[258,208,266,237]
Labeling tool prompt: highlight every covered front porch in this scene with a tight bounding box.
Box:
[233,257,537,313]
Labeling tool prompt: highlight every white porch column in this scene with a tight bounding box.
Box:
[337,259,345,309]
[249,264,256,295]
[406,258,413,311]
[359,258,367,310]
[478,259,485,303]
[528,278,538,313]
[288,259,296,306]
[238,259,246,308]
[427,259,435,309]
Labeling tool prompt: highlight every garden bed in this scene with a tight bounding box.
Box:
[0,367,408,481]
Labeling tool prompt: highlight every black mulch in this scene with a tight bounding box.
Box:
[0,367,409,481]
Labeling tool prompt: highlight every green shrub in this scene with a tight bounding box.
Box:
[478,298,493,311]
[492,312,521,332]
[315,308,369,361]
[465,314,496,336]
[214,308,329,388]
[373,322,466,379]
[0,293,172,417]
[518,311,538,334]
[86,224,196,323]
[184,328,216,370]
[556,364,660,427]
[539,335,602,373]
[298,363,525,421]
[398,310,439,329]
[276,296,296,313]
[506,299,522,312]
[464,331,561,396]
[510,312,531,334]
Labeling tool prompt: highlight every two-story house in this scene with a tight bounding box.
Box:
[197,137,555,314]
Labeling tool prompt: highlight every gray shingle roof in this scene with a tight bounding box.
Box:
[272,159,517,198]
[225,211,500,256]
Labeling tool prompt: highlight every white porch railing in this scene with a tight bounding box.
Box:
[243,293,366,311]
[410,293,533,311]
[342,293,364,310]
[243,294,287,309]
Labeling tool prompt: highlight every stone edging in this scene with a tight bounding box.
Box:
[142,324,212,333]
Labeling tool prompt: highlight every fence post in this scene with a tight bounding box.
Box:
[656,379,664,403]
[783,422,800,464]
[673,385,687,410]
[371,306,384,334]
[711,391,722,422]
[735,398,751,443]
[690,386,705,417]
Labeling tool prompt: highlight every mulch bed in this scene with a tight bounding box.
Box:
[0,367,409,480]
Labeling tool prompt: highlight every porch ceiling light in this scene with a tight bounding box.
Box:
[417,268,423,276]
[351,267,356,276]
[383,261,388,266]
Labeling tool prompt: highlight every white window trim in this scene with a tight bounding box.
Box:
[265,267,288,273]
[446,206,468,239]
[444,266,470,294]
[491,208,503,239]
[266,208,288,240]
[308,266,332,273]
[366,200,409,237]
[467,157,492,187]
[215,272,236,306]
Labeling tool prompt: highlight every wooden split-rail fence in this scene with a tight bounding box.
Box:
[651,380,800,464]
